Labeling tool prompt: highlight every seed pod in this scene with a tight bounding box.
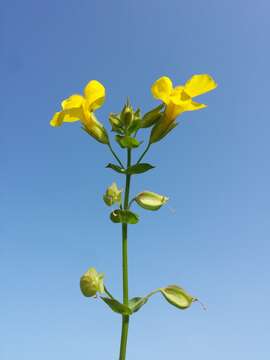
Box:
[103,182,122,206]
[160,285,196,309]
[135,191,169,211]
[80,268,104,297]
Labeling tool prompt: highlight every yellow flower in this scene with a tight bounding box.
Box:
[150,74,217,143]
[50,80,109,144]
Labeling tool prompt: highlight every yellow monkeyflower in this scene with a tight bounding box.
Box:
[150,74,217,143]
[50,80,109,144]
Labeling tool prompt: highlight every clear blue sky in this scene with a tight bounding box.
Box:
[1,0,269,359]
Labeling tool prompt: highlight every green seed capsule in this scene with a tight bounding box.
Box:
[135,191,169,211]
[80,268,104,297]
[103,182,122,207]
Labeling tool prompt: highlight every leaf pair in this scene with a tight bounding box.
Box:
[115,135,141,149]
[106,162,154,175]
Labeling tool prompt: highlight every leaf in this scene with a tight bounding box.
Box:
[101,297,132,315]
[160,285,196,310]
[128,297,148,313]
[125,163,155,175]
[110,210,139,224]
[115,135,141,149]
[106,163,125,174]
[106,163,155,176]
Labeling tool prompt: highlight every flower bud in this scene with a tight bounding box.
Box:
[103,182,122,206]
[121,104,134,129]
[109,113,122,132]
[135,191,169,211]
[80,267,104,297]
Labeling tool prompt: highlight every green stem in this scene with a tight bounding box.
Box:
[136,142,151,164]
[119,148,132,360]
[104,286,115,300]
[128,198,135,209]
[119,316,129,359]
[108,142,125,168]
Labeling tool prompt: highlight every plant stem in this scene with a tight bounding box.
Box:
[136,142,151,164]
[119,148,132,360]
[104,286,115,300]
[108,142,125,168]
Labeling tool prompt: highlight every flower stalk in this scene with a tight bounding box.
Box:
[119,148,132,360]
[49,74,217,360]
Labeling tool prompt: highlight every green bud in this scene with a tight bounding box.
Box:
[80,268,104,297]
[103,182,122,206]
[109,113,123,133]
[135,191,169,211]
[122,106,133,128]
[120,103,134,130]
[111,101,141,135]
[127,108,141,135]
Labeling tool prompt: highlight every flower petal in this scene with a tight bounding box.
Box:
[183,101,207,111]
[151,76,173,104]
[184,74,217,98]
[83,80,105,111]
[170,86,190,105]
[61,94,85,122]
[61,94,84,110]
[50,112,64,127]
[165,102,184,121]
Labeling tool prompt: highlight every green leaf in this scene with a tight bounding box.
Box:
[115,135,141,149]
[101,297,132,315]
[106,163,125,174]
[110,209,139,224]
[106,163,154,175]
[160,285,196,310]
[125,163,155,175]
[128,297,148,313]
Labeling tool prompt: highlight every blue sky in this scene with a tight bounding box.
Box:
[1,0,270,359]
